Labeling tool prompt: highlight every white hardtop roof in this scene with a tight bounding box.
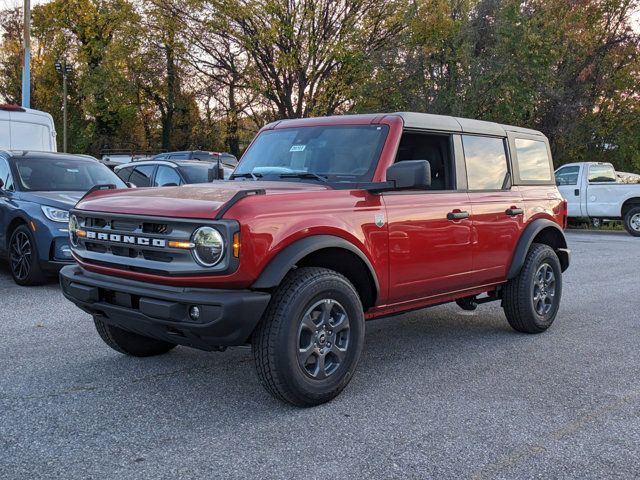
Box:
[394,112,544,137]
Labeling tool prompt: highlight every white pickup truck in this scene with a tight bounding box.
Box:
[555,162,640,236]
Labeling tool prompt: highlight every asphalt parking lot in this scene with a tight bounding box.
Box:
[1,231,639,479]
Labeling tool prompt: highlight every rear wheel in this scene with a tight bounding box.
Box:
[623,207,640,237]
[503,243,562,333]
[8,225,47,286]
[93,316,177,357]
[252,267,365,407]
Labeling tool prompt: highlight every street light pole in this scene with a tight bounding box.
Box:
[55,61,73,153]
[21,0,31,108]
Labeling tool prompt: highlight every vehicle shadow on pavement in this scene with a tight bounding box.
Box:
[55,304,523,416]
[0,260,61,287]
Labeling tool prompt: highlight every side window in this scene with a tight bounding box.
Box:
[555,166,580,186]
[395,132,454,190]
[588,164,616,183]
[0,158,14,191]
[154,166,182,187]
[168,153,189,160]
[514,139,552,182]
[115,167,133,183]
[462,136,509,190]
[129,165,155,187]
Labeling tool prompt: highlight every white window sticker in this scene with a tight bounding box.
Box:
[290,145,306,152]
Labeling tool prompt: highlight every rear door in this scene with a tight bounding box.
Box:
[555,165,583,217]
[463,135,525,285]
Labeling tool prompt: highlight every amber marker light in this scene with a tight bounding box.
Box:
[76,230,87,238]
[232,233,241,258]
[168,240,195,249]
[30,221,36,232]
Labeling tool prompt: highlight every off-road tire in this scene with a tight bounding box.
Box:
[8,224,47,286]
[93,316,177,357]
[252,267,365,407]
[623,206,640,237]
[503,243,562,334]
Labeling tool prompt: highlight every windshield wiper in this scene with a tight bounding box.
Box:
[230,172,263,180]
[278,172,328,183]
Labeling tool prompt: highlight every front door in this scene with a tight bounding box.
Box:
[384,191,474,304]
[555,165,583,217]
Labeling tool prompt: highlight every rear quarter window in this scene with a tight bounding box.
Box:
[129,165,155,187]
[514,138,552,183]
[588,164,616,183]
[116,167,133,182]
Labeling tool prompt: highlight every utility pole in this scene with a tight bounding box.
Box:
[55,61,73,153]
[21,0,31,108]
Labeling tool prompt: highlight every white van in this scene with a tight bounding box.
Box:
[0,104,57,152]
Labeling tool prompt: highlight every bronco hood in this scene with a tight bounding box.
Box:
[74,181,330,219]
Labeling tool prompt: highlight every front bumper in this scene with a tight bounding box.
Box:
[35,219,74,270]
[60,265,271,350]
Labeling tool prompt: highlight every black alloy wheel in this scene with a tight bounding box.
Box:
[297,299,351,379]
[8,225,47,286]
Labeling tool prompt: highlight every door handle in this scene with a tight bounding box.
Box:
[447,211,470,221]
[505,207,524,216]
[574,189,580,196]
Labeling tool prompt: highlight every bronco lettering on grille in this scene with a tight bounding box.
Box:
[85,230,166,247]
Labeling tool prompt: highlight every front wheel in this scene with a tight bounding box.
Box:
[252,267,365,407]
[503,243,563,333]
[623,207,640,237]
[8,225,47,286]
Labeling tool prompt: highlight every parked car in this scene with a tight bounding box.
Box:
[0,150,127,285]
[153,150,237,166]
[61,112,570,406]
[0,104,57,152]
[555,162,640,236]
[114,159,229,187]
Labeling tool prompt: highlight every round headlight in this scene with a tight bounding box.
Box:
[192,227,224,267]
[69,214,79,246]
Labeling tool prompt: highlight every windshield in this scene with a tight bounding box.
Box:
[15,157,127,192]
[234,125,389,182]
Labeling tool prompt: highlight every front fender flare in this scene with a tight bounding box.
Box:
[507,219,570,279]
[252,235,380,297]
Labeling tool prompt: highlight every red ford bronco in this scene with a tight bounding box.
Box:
[61,113,570,406]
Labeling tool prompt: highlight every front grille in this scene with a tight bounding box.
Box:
[111,246,138,258]
[111,220,138,231]
[143,222,170,234]
[71,211,238,276]
[86,242,108,253]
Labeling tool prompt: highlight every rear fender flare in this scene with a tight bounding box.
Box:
[507,219,569,279]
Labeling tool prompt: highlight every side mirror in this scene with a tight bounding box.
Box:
[386,160,431,190]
